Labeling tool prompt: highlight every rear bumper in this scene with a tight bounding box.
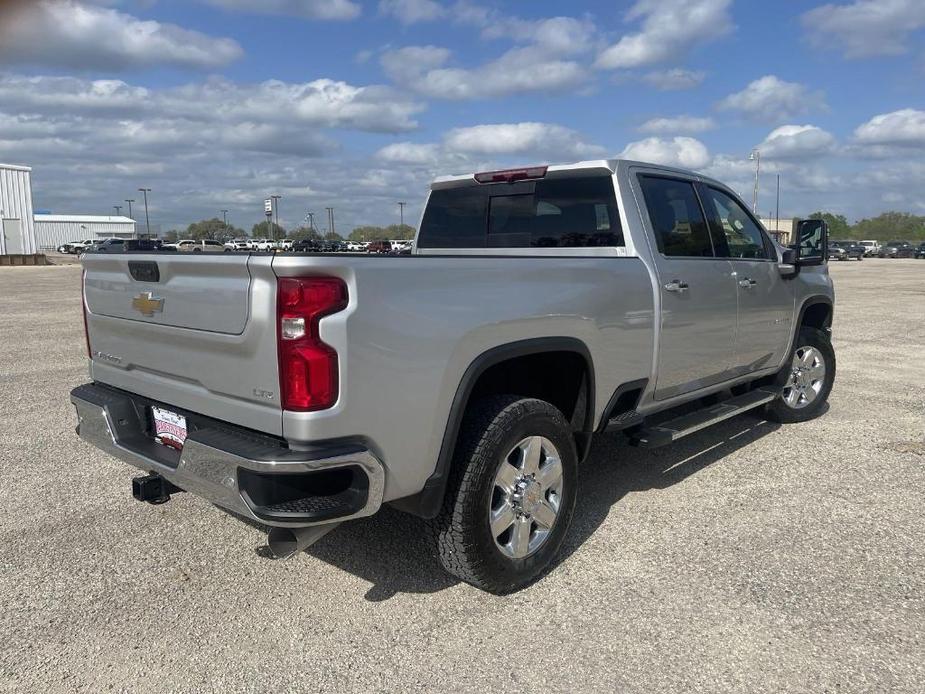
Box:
[70,383,385,528]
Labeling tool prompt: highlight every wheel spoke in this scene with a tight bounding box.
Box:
[521,437,543,475]
[490,504,515,538]
[535,456,562,491]
[532,501,557,529]
[494,461,519,494]
[783,387,800,406]
[510,517,532,558]
[799,347,816,367]
[802,387,818,405]
[808,362,825,381]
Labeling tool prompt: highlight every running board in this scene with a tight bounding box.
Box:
[628,388,778,448]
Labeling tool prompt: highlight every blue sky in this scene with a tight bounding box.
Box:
[0,0,923,233]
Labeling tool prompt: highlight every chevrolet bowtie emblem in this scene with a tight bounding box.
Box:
[132,292,165,316]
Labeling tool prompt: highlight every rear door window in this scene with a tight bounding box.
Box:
[638,175,714,257]
[418,175,623,249]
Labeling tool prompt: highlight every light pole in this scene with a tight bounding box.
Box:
[271,195,282,240]
[114,205,122,216]
[775,174,780,234]
[325,207,334,239]
[748,149,760,214]
[125,199,134,220]
[397,201,406,227]
[138,188,152,238]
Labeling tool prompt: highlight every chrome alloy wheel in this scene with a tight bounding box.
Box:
[782,345,826,409]
[489,436,564,559]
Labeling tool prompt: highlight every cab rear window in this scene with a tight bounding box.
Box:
[418,175,623,249]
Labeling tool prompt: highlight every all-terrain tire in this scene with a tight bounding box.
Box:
[432,396,577,593]
[766,327,836,423]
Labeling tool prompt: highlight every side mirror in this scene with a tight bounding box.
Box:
[795,218,827,266]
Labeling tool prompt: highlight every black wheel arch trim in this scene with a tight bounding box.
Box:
[389,337,595,519]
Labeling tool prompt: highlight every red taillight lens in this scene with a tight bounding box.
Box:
[277,277,348,411]
[81,269,91,359]
[474,165,547,183]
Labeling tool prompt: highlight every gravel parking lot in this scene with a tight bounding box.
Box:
[1,259,923,693]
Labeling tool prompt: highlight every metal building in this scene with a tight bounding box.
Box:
[34,215,137,250]
[0,163,37,255]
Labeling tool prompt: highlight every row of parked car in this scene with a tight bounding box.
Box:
[827,239,925,260]
[56,237,414,255]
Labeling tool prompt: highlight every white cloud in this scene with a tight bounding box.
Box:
[638,115,715,134]
[378,0,445,24]
[801,0,925,58]
[481,15,597,54]
[854,109,925,146]
[0,0,242,71]
[718,76,823,122]
[596,0,733,69]
[0,74,423,134]
[619,136,711,169]
[380,45,589,99]
[444,123,605,159]
[641,68,706,90]
[758,125,837,159]
[204,0,361,20]
[376,142,442,164]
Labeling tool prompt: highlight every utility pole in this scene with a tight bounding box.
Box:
[138,188,152,238]
[221,209,228,227]
[325,207,334,239]
[397,201,406,227]
[114,205,122,216]
[748,149,760,214]
[775,174,780,234]
[271,195,282,240]
[307,211,315,232]
[125,199,134,220]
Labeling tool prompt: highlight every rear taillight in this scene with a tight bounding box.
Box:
[81,269,91,359]
[277,277,348,411]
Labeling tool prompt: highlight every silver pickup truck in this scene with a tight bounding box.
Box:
[72,159,835,593]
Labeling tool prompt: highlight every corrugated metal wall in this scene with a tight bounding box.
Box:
[34,220,137,249]
[0,165,37,254]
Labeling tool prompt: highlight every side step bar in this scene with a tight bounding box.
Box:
[628,388,778,448]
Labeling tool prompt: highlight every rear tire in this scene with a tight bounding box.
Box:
[432,396,577,593]
[766,327,835,423]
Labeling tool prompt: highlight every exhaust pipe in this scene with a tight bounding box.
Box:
[266,522,341,559]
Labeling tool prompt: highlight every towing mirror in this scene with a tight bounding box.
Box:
[795,219,827,266]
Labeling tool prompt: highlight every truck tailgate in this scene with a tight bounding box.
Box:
[82,253,283,435]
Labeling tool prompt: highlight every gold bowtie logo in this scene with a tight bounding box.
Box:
[132,292,165,316]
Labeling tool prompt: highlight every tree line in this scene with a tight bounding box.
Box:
[808,211,925,242]
[162,219,416,243]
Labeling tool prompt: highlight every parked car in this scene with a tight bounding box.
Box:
[829,240,864,261]
[254,238,278,252]
[915,242,925,259]
[73,159,835,593]
[346,241,366,252]
[168,239,226,253]
[858,240,880,257]
[57,239,94,254]
[291,238,321,253]
[878,241,916,258]
[366,239,392,254]
[89,238,127,253]
[318,239,346,252]
[224,239,250,251]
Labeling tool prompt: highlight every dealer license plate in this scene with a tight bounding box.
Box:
[151,406,187,449]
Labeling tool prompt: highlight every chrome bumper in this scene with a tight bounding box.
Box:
[71,384,385,528]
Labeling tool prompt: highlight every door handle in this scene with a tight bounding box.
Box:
[664,280,689,293]
[738,278,757,289]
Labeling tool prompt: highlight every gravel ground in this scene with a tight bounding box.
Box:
[1,259,923,693]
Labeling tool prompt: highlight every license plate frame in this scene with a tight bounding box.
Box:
[151,406,188,450]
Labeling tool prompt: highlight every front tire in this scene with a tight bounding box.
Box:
[432,396,578,593]
[766,327,835,423]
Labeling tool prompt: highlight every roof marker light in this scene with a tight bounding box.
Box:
[474,166,548,184]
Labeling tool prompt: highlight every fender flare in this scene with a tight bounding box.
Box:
[390,337,595,519]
